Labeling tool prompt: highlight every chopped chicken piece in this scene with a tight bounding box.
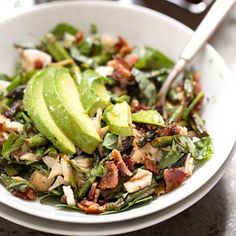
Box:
[124,168,152,193]
[20,49,52,71]
[131,143,161,164]
[63,185,76,206]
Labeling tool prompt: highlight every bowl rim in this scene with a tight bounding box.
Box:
[0,0,235,224]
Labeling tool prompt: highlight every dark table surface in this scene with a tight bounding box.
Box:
[0,1,236,235]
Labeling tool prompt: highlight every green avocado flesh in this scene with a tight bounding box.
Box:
[79,69,110,116]
[23,70,76,154]
[43,67,101,154]
[132,110,165,126]
[104,101,132,137]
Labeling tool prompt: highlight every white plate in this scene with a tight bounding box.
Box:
[0,1,235,224]
[0,144,234,236]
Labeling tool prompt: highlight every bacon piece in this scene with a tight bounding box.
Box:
[34,58,44,69]
[75,31,84,44]
[88,182,98,201]
[123,155,134,171]
[144,159,160,174]
[124,54,139,67]
[115,36,132,57]
[107,57,133,86]
[97,161,119,190]
[112,149,132,177]
[130,99,148,113]
[11,187,37,200]
[157,124,179,137]
[157,124,187,137]
[77,199,106,214]
[164,168,187,192]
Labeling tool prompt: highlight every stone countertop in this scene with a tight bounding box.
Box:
[0,1,235,236]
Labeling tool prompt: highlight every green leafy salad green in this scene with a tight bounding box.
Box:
[0,23,213,214]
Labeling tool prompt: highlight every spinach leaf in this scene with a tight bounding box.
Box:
[132,68,157,106]
[193,137,213,160]
[102,132,118,150]
[190,112,209,137]
[51,23,78,38]
[0,74,11,81]
[1,134,25,160]
[159,148,184,169]
[55,204,81,211]
[132,46,173,70]
[70,46,94,67]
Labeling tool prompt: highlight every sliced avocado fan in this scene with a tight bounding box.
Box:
[23,67,101,155]
[43,67,101,154]
[23,70,76,154]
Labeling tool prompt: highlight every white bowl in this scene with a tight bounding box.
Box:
[0,0,235,224]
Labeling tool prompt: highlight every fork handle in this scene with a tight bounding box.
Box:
[180,0,236,62]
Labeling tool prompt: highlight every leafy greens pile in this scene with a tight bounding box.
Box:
[0,23,213,214]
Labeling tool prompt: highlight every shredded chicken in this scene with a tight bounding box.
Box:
[48,156,63,179]
[124,168,152,193]
[184,155,194,177]
[0,115,23,133]
[29,170,53,192]
[131,143,161,164]
[63,185,76,206]
[49,176,65,191]
[61,155,73,185]
[20,49,52,71]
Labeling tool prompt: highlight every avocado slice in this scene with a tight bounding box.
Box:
[132,110,165,126]
[79,69,110,116]
[43,67,101,154]
[104,101,132,136]
[23,70,76,154]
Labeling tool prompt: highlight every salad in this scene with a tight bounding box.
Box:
[0,23,213,214]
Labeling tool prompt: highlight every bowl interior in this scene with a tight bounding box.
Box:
[0,1,235,224]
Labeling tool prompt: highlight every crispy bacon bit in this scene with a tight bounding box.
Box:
[75,31,84,44]
[157,124,179,137]
[88,182,98,201]
[108,57,133,86]
[112,149,132,177]
[164,168,187,192]
[97,161,119,190]
[130,99,149,113]
[157,124,188,137]
[154,181,166,196]
[115,36,132,57]
[11,187,37,200]
[77,199,106,214]
[123,155,134,171]
[34,58,44,69]
[124,54,139,67]
[144,159,160,174]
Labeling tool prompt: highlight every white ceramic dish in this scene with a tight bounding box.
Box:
[0,145,234,236]
[0,1,235,224]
